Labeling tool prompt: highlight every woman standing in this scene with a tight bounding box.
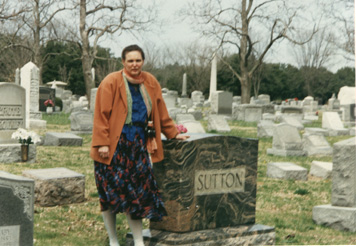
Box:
[90,44,189,246]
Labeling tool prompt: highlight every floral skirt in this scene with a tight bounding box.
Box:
[94,133,167,221]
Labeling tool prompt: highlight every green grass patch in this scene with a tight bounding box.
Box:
[1,116,355,245]
[42,112,71,125]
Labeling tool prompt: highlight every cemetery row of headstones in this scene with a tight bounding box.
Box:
[265,136,356,232]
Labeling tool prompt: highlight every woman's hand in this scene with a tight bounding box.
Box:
[98,146,110,158]
[175,134,190,140]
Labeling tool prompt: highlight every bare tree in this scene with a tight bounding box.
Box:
[321,0,354,62]
[0,0,27,20]
[0,1,31,81]
[77,0,156,100]
[180,43,211,93]
[1,0,71,84]
[292,25,335,96]
[187,0,315,103]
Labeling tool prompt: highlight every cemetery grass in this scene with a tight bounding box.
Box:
[0,113,354,245]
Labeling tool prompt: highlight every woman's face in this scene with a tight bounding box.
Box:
[122,50,144,77]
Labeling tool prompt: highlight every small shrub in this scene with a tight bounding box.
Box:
[55,97,63,110]
[294,188,310,195]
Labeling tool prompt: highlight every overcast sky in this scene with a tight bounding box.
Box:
[103,0,354,73]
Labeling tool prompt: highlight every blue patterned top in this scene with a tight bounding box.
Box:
[121,82,147,143]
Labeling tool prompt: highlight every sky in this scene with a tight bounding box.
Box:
[103,0,354,73]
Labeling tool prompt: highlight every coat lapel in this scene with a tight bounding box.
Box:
[118,71,127,110]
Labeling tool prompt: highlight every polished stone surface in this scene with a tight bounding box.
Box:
[150,133,258,232]
[0,171,34,246]
[126,224,275,245]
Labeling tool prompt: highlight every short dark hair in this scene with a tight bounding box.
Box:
[121,44,145,61]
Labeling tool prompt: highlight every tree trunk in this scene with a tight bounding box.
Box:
[80,0,94,101]
[33,0,43,84]
[82,52,94,100]
[239,0,251,104]
[240,77,252,104]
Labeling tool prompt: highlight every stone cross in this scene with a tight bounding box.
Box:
[208,53,217,102]
[181,73,187,98]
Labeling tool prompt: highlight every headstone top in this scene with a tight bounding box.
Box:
[0,171,33,181]
[46,132,82,139]
[21,61,38,72]
[269,162,307,171]
[22,168,84,180]
[322,112,345,129]
[207,115,231,132]
[338,86,356,105]
[176,113,196,123]
[334,137,356,147]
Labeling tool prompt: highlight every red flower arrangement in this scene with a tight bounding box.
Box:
[176,124,187,134]
[44,99,54,107]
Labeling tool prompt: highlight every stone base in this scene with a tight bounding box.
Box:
[22,168,85,207]
[30,111,42,120]
[303,115,319,121]
[126,224,275,246]
[306,147,333,156]
[313,204,356,232]
[327,128,350,136]
[344,121,356,128]
[309,161,332,179]
[257,121,275,138]
[304,127,329,136]
[30,119,46,130]
[44,132,83,146]
[266,162,308,181]
[267,148,306,156]
[70,130,93,135]
[0,144,36,163]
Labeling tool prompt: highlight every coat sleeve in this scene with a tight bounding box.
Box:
[92,75,116,147]
[155,82,179,139]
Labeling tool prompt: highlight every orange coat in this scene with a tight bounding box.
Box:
[90,70,179,165]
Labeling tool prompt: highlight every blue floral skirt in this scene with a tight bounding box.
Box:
[94,133,167,221]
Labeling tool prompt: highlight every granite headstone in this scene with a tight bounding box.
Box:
[39,87,55,112]
[129,134,275,245]
[313,137,356,231]
[0,83,26,143]
[210,91,233,114]
[267,123,306,156]
[0,171,35,246]
[69,110,93,133]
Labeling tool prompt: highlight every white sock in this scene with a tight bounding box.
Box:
[102,209,120,246]
[126,214,144,246]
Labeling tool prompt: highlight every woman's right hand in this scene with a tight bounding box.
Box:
[98,146,109,159]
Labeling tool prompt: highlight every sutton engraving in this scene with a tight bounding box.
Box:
[195,167,246,196]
